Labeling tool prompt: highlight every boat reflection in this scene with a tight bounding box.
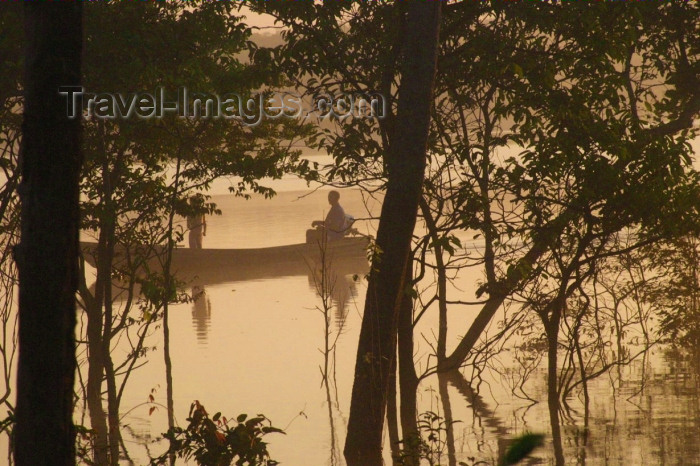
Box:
[81,239,369,343]
[307,265,360,331]
[191,285,211,343]
[81,238,368,286]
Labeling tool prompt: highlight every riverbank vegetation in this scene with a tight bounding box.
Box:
[2,1,699,465]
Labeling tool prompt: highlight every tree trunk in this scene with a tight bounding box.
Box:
[86,228,109,465]
[344,2,441,465]
[419,198,448,363]
[162,154,183,465]
[104,339,121,465]
[98,145,122,466]
[398,277,419,466]
[545,315,565,466]
[14,3,82,465]
[386,367,400,462]
[438,210,573,373]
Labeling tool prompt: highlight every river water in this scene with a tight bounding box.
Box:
[2,172,698,465]
[102,177,698,465]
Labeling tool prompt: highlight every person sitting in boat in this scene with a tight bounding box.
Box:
[308,190,354,243]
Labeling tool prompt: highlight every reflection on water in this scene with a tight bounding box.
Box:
[187,254,365,345]
[191,286,211,343]
[72,190,700,466]
[420,348,700,465]
[307,265,360,332]
[177,245,367,345]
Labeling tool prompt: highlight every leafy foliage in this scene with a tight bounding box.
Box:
[73,3,318,463]
[645,237,700,347]
[395,411,459,466]
[151,401,283,466]
[249,1,399,186]
[500,432,545,466]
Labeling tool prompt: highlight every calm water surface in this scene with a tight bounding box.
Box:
[3,179,697,465]
[112,187,379,465]
[112,185,699,465]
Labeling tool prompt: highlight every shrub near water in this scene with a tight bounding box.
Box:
[151,401,284,466]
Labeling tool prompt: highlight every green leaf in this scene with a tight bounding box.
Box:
[501,432,545,465]
[512,63,524,77]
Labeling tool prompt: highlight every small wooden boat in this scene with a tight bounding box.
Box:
[80,236,370,287]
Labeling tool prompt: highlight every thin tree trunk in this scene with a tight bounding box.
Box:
[163,154,183,465]
[546,315,565,466]
[104,339,121,465]
[325,376,340,466]
[104,355,121,464]
[386,367,400,462]
[539,294,565,466]
[86,326,108,464]
[439,210,573,373]
[419,198,448,363]
[398,276,419,466]
[86,228,109,464]
[14,3,82,464]
[344,3,441,465]
[99,147,122,465]
[163,290,175,466]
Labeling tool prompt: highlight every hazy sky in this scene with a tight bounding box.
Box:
[240,5,282,31]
